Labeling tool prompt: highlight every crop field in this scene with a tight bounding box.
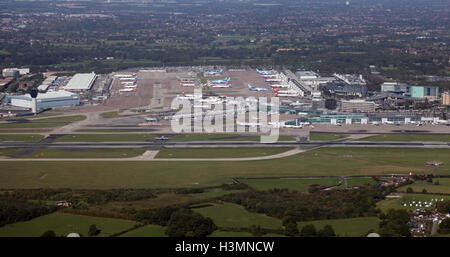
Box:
[0,115,86,128]
[239,177,339,192]
[356,134,450,142]
[297,217,380,237]
[19,148,147,159]
[0,213,136,237]
[54,134,156,142]
[194,203,283,230]
[0,134,44,142]
[155,147,294,159]
[309,133,347,141]
[376,193,450,212]
[119,225,166,237]
[0,148,448,189]
[169,134,295,142]
[345,177,377,187]
[397,178,450,194]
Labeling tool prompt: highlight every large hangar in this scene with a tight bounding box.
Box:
[8,90,80,109]
[64,72,97,92]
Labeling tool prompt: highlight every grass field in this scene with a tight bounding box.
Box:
[376,193,450,212]
[169,134,295,142]
[75,129,149,133]
[209,231,253,237]
[356,134,450,142]
[119,225,166,237]
[155,147,294,159]
[345,177,377,187]
[309,133,348,141]
[101,111,120,118]
[0,147,448,189]
[239,177,339,192]
[19,148,147,159]
[0,115,86,128]
[297,217,380,237]
[0,129,52,133]
[397,178,450,194]
[0,148,24,157]
[54,134,156,142]
[0,213,136,237]
[194,203,283,230]
[0,134,44,142]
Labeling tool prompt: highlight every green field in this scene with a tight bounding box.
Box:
[0,115,86,128]
[119,225,166,237]
[297,217,380,237]
[194,203,283,230]
[0,213,136,237]
[209,231,253,237]
[0,147,449,189]
[75,129,149,133]
[101,111,121,118]
[0,148,24,157]
[169,134,295,142]
[239,177,339,192]
[376,193,450,212]
[345,177,377,187]
[309,133,348,141]
[357,134,450,142]
[0,129,51,133]
[155,147,294,159]
[397,178,450,194]
[19,148,147,159]
[54,134,156,142]
[0,134,44,142]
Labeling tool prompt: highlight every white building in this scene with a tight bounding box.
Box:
[8,90,80,110]
[2,68,30,77]
[64,72,97,92]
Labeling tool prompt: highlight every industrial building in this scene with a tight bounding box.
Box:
[64,72,97,92]
[341,100,376,113]
[381,82,439,100]
[325,82,367,97]
[410,86,439,99]
[7,90,80,110]
[2,68,29,77]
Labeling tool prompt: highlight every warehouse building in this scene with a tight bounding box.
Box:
[64,72,97,92]
[341,100,376,113]
[442,92,450,106]
[7,90,80,110]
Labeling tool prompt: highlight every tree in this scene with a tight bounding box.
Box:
[406,187,414,193]
[165,209,217,237]
[422,189,427,194]
[437,200,450,213]
[300,224,316,237]
[41,230,56,237]
[378,209,410,237]
[284,222,299,237]
[88,224,100,236]
[438,219,450,234]
[250,225,265,237]
[318,225,336,237]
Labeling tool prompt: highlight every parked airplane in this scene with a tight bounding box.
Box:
[256,69,273,75]
[273,89,299,97]
[212,77,230,84]
[119,88,135,92]
[271,84,289,88]
[248,84,267,91]
[204,69,223,76]
[237,121,261,127]
[262,74,279,79]
[181,83,195,87]
[213,81,231,88]
[145,117,158,122]
[265,78,282,82]
[124,85,137,88]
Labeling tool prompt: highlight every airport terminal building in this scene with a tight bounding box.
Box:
[7,90,80,109]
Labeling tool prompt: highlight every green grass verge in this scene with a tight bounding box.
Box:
[19,148,147,159]
[0,115,86,128]
[0,147,448,189]
[345,177,377,187]
[0,134,44,142]
[194,203,283,230]
[356,134,450,142]
[119,225,166,237]
[101,111,120,118]
[0,148,24,157]
[376,193,450,213]
[297,217,380,237]
[239,177,339,192]
[310,133,348,141]
[0,212,136,237]
[54,134,155,142]
[397,178,450,194]
[75,129,148,133]
[155,147,294,159]
[0,129,52,133]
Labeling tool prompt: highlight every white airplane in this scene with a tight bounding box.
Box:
[155,136,169,140]
[114,74,133,78]
[204,69,223,76]
[119,88,135,92]
[265,78,282,82]
[120,77,136,81]
[213,82,231,88]
[263,74,279,79]
[145,117,157,122]
[248,84,267,91]
[273,89,299,97]
[121,81,135,85]
[256,69,273,75]
[177,94,194,100]
[371,121,380,126]
[237,121,261,127]
[124,85,137,88]
[271,84,289,88]
[283,124,303,129]
[384,121,394,125]
[181,83,195,87]
[212,77,230,84]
